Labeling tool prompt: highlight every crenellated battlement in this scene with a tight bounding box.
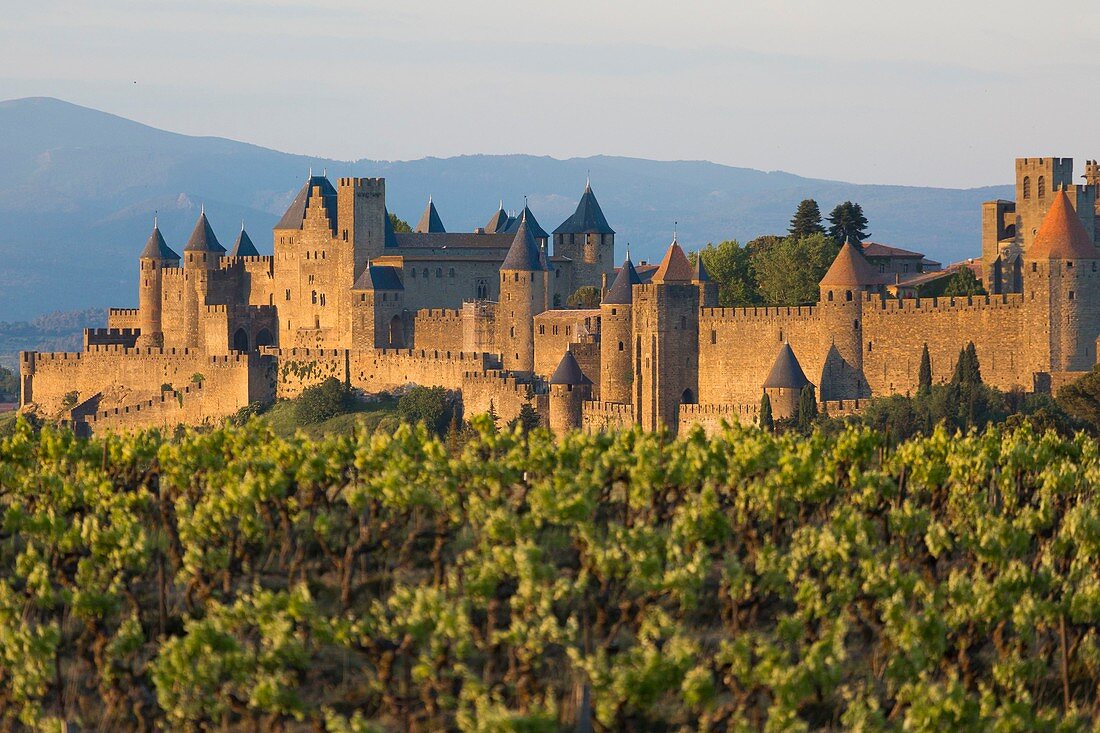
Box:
[108,308,141,317]
[701,304,819,321]
[863,293,1024,314]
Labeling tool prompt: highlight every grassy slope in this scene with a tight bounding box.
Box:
[257,395,401,440]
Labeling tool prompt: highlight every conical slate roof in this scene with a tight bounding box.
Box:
[553,182,615,235]
[819,239,879,287]
[415,197,445,233]
[140,224,180,260]
[604,253,642,304]
[276,176,337,231]
[184,210,225,253]
[503,204,549,240]
[500,212,546,271]
[1029,190,1100,259]
[229,227,260,257]
[352,263,404,291]
[383,208,399,248]
[651,240,694,283]
[485,202,510,233]
[549,350,592,385]
[763,343,810,390]
[692,255,711,282]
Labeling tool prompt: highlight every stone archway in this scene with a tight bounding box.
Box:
[232,328,249,352]
[255,328,273,348]
[680,388,696,405]
[388,315,405,348]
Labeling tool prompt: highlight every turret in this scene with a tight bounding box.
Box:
[600,251,641,405]
[485,201,510,233]
[763,343,811,420]
[692,255,718,307]
[498,211,548,373]
[552,180,615,289]
[136,220,180,348]
[228,225,260,257]
[548,349,592,435]
[183,206,224,269]
[632,239,699,432]
[182,208,224,349]
[1023,190,1100,373]
[414,196,445,233]
[351,263,406,349]
[817,239,878,399]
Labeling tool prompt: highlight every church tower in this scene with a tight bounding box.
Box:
[817,240,878,399]
[600,252,641,405]
[136,221,180,348]
[632,240,699,432]
[552,181,615,290]
[498,211,548,373]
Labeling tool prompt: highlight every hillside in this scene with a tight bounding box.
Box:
[0,97,1010,321]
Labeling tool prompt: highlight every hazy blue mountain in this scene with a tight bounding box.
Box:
[0,97,1010,320]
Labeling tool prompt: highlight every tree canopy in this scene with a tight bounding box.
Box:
[788,199,826,239]
[827,201,871,244]
[389,212,412,233]
[752,233,839,305]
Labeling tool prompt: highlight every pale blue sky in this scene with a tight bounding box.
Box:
[2,0,1098,187]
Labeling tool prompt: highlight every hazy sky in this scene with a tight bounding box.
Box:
[2,0,1098,188]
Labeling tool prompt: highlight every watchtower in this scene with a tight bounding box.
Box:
[497,212,548,374]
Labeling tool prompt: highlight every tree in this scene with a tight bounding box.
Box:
[918,344,932,395]
[952,342,982,387]
[752,233,840,305]
[759,393,774,432]
[0,365,19,402]
[295,377,351,424]
[940,268,987,297]
[826,201,870,244]
[389,212,412,233]
[509,402,542,434]
[567,286,602,309]
[1057,365,1100,432]
[788,199,825,239]
[397,386,454,436]
[691,241,759,306]
[797,384,818,432]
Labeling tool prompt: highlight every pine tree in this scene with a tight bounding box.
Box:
[788,199,826,239]
[918,343,932,395]
[759,393,774,432]
[826,202,870,244]
[965,342,982,385]
[951,342,982,387]
[487,399,499,430]
[797,384,818,432]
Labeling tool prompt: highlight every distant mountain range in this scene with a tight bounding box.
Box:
[0,97,1011,321]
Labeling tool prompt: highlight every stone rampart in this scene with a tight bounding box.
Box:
[582,401,635,432]
[461,370,545,424]
[412,308,464,351]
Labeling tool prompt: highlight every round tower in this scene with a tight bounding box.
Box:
[1023,190,1100,373]
[498,211,548,374]
[182,208,225,349]
[600,251,641,404]
[551,180,616,290]
[692,255,718,307]
[549,350,592,434]
[136,220,180,348]
[817,239,878,399]
[763,343,811,420]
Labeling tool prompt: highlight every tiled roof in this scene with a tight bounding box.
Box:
[415,197,445,233]
[183,210,226,253]
[351,264,404,291]
[140,225,180,260]
[651,240,694,283]
[763,343,810,390]
[861,241,924,259]
[228,227,260,257]
[276,176,337,231]
[1029,190,1100,259]
[503,204,549,240]
[485,203,510,233]
[553,182,614,235]
[692,255,711,282]
[549,350,592,386]
[603,254,642,304]
[819,240,880,287]
[392,232,514,250]
[501,212,547,271]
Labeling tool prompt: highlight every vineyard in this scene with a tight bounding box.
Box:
[1,417,1099,731]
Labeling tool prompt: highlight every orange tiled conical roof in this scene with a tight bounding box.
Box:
[651,239,694,283]
[819,239,880,287]
[1029,190,1100,260]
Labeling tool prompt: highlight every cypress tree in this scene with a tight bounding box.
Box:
[797,384,818,432]
[759,392,774,432]
[918,343,932,394]
[965,342,982,385]
[826,201,871,244]
[788,199,825,239]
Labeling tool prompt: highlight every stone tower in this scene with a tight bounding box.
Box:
[498,212,548,373]
[136,221,180,348]
[548,349,592,434]
[1014,158,1097,252]
[817,240,878,399]
[600,252,641,405]
[633,240,699,432]
[763,343,811,421]
[350,263,406,349]
[182,208,225,349]
[692,256,719,307]
[1023,190,1100,376]
[552,181,615,290]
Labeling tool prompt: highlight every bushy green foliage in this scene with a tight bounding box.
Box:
[752,233,839,305]
[0,365,18,402]
[396,385,454,435]
[0,419,1099,729]
[1058,365,1100,432]
[388,212,412,233]
[918,343,932,394]
[508,401,542,433]
[939,267,987,297]
[826,201,870,243]
[566,286,602,308]
[294,377,351,425]
[796,383,817,432]
[691,241,758,306]
[758,392,773,432]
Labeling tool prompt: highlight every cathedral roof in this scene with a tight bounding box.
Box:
[603,253,642,304]
[763,343,810,390]
[503,204,549,240]
[276,175,337,231]
[553,182,615,235]
[1029,190,1100,259]
[229,227,260,257]
[183,209,226,253]
[549,349,592,386]
[819,239,880,287]
[501,211,547,271]
[140,223,180,261]
[651,239,694,283]
[415,197,446,233]
[351,263,404,291]
[692,255,711,282]
[485,202,510,233]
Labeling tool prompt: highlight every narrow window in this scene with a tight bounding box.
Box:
[711,330,716,344]
[1038,175,1045,198]
[1069,290,1076,300]
[1023,175,1031,199]
[285,289,291,300]
[618,340,625,351]
[845,290,853,302]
